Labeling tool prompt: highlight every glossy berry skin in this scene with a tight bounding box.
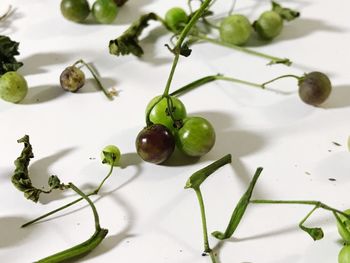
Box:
[254,11,283,40]
[92,0,118,24]
[165,7,188,32]
[136,124,175,164]
[298,72,332,106]
[146,95,187,133]
[60,66,85,92]
[339,246,350,263]
[0,71,28,103]
[220,14,252,46]
[176,116,216,157]
[60,0,90,23]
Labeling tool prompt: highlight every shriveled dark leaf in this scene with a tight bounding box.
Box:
[180,43,192,57]
[0,35,23,75]
[11,135,64,202]
[109,13,160,57]
[272,1,300,21]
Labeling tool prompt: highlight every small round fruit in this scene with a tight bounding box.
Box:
[136,124,175,164]
[339,246,350,263]
[101,145,121,166]
[298,71,332,106]
[146,95,187,133]
[60,66,85,92]
[219,14,252,46]
[92,0,118,24]
[176,116,216,157]
[254,10,283,40]
[0,71,28,103]
[60,0,90,23]
[165,7,188,32]
[337,209,350,244]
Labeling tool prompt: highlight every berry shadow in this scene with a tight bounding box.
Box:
[21,85,66,104]
[322,85,350,109]
[20,52,75,76]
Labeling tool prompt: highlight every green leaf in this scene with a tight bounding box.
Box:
[272,1,300,22]
[212,167,263,240]
[0,35,23,76]
[109,13,160,57]
[300,225,324,241]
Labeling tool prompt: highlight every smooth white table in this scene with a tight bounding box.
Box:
[1,0,349,262]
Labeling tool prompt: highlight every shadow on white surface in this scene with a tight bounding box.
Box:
[82,193,137,261]
[0,7,23,34]
[33,152,141,224]
[29,147,76,204]
[258,94,316,125]
[322,85,350,109]
[139,26,174,65]
[0,216,32,247]
[21,85,66,104]
[20,52,75,76]
[278,18,347,42]
[111,0,158,25]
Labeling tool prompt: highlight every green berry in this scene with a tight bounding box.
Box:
[254,10,283,40]
[220,14,252,46]
[0,71,28,103]
[165,7,188,32]
[92,0,118,24]
[101,145,121,166]
[60,0,90,23]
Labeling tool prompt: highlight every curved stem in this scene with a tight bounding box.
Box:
[170,74,263,97]
[22,165,115,228]
[261,74,300,89]
[69,183,101,231]
[250,199,350,220]
[35,183,108,263]
[195,34,292,66]
[74,59,116,100]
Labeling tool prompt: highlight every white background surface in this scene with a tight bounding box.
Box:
[0,0,350,262]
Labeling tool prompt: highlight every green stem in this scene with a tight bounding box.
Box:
[195,34,292,66]
[162,54,180,97]
[195,188,211,253]
[170,74,263,97]
[250,199,350,220]
[299,206,318,227]
[185,154,232,189]
[74,59,115,100]
[162,0,212,97]
[35,183,108,263]
[185,155,231,263]
[261,74,300,89]
[22,164,115,228]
